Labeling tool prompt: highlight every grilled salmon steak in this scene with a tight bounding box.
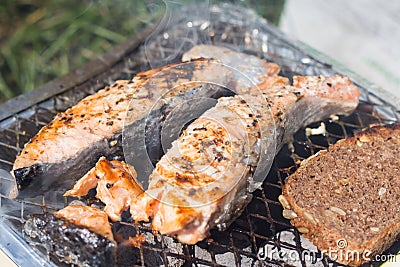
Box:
[129,74,360,244]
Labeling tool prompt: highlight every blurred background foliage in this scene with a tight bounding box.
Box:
[0,0,284,103]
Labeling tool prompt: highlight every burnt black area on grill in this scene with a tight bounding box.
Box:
[1,3,400,267]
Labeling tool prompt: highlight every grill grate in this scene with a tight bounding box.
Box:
[1,3,399,267]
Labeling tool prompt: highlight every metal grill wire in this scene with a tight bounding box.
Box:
[0,3,399,267]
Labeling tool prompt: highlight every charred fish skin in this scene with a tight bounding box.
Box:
[24,213,116,267]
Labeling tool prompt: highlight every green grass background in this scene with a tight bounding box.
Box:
[0,0,284,103]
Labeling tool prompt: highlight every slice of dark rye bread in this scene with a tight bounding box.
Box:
[280,123,400,267]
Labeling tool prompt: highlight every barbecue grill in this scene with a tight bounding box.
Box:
[0,3,399,267]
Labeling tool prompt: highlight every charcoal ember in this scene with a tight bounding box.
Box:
[24,213,116,267]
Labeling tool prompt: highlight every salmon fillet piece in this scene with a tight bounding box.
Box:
[54,205,115,242]
[65,157,142,222]
[130,74,360,244]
